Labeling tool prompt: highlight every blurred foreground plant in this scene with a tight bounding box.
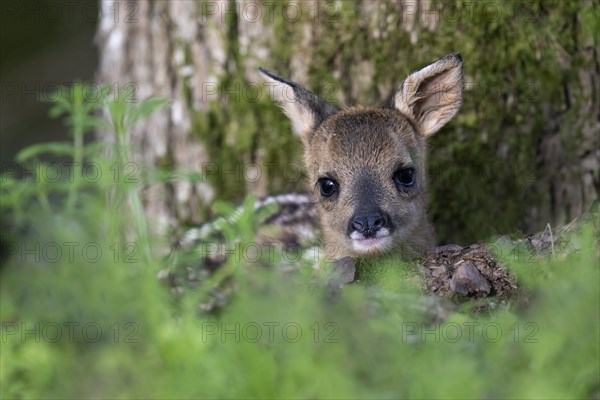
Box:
[1,83,598,399]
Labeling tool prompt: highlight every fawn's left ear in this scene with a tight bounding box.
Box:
[259,68,339,145]
[394,52,464,137]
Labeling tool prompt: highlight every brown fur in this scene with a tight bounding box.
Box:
[260,53,464,260]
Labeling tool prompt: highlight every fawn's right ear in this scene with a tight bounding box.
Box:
[393,52,464,138]
[259,68,338,145]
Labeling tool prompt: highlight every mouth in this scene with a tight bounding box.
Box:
[349,232,393,255]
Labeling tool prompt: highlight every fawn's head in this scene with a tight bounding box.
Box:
[261,53,464,259]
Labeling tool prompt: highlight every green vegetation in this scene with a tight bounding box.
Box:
[1,83,599,399]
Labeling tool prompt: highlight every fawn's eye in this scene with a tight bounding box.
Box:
[318,178,337,197]
[393,168,415,188]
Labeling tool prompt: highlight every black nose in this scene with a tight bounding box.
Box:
[350,213,388,238]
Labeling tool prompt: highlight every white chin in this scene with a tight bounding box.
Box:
[351,236,393,255]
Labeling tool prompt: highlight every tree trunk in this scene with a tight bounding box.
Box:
[96,0,224,232]
[96,0,599,244]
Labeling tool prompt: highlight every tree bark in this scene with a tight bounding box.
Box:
[96,0,224,232]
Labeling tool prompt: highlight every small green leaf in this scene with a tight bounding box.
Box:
[83,142,112,157]
[153,168,178,183]
[81,116,108,130]
[138,97,172,119]
[15,142,74,162]
[48,102,70,119]
[127,97,172,129]
[213,201,236,216]
[184,171,204,183]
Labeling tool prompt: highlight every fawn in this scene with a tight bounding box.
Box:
[260,53,464,261]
